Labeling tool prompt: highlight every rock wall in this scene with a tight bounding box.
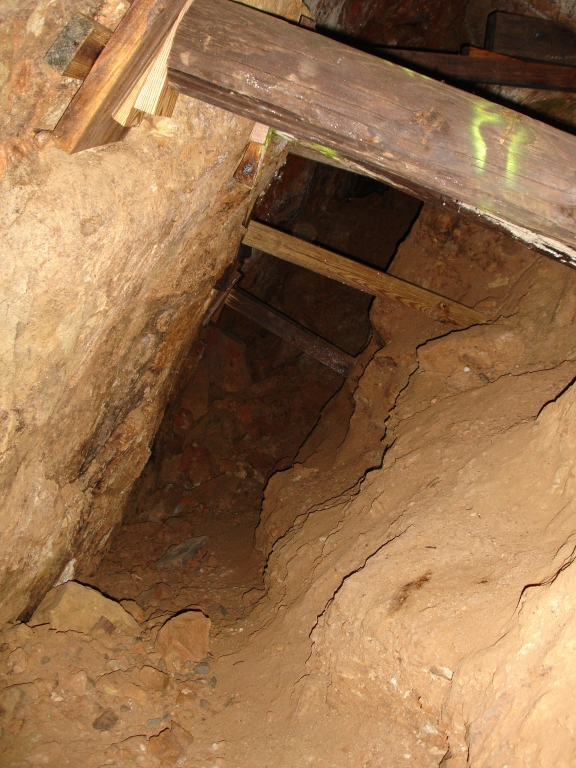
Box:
[0,0,287,626]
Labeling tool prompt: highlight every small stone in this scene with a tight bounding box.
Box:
[199,699,210,709]
[194,663,210,675]
[0,684,34,719]
[219,606,227,616]
[155,536,208,570]
[117,682,147,701]
[138,665,170,692]
[148,727,184,761]
[120,704,131,712]
[33,129,52,148]
[172,721,194,748]
[68,670,88,696]
[147,717,162,729]
[155,611,210,673]
[7,647,28,674]
[208,677,217,689]
[41,656,51,665]
[92,708,119,731]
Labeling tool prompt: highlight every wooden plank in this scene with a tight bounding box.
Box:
[244,221,487,327]
[375,47,576,91]
[167,0,576,268]
[233,141,266,187]
[485,11,576,66]
[133,0,192,114]
[113,0,192,124]
[54,0,189,153]
[225,287,355,376]
[45,13,112,80]
[202,267,242,326]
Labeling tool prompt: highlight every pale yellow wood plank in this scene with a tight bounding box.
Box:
[244,221,487,327]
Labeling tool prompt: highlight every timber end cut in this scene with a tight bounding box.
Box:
[244,221,487,328]
[45,13,112,80]
[168,0,576,267]
[54,0,190,153]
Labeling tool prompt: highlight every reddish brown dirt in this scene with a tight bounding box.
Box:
[3,159,576,768]
[0,158,420,767]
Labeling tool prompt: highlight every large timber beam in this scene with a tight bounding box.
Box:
[244,221,487,327]
[167,0,576,268]
[225,287,355,376]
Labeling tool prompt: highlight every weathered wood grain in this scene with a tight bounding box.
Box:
[54,0,189,153]
[45,13,112,81]
[226,287,355,376]
[244,221,487,327]
[377,47,576,91]
[485,11,576,65]
[233,141,266,187]
[168,0,576,267]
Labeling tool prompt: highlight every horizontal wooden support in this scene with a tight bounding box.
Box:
[378,47,576,91]
[244,221,487,327]
[54,0,189,153]
[225,287,355,376]
[45,13,112,80]
[168,0,576,268]
[486,11,576,66]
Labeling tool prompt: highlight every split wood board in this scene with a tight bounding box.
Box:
[54,0,189,153]
[486,11,576,66]
[226,287,355,376]
[168,0,576,268]
[378,47,576,91]
[244,221,487,327]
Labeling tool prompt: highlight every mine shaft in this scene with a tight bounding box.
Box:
[2,1,576,766]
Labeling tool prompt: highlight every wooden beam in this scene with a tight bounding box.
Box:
[376,47,576,91]
[233,140,266,187]
[225,287,355,376]
[45,13,112,81]
[167,0,576,268]
[114,0,192,125]
[54,0,189,153]
[244,221,487,327]
[202,266,242,326]
[485,11,576,66]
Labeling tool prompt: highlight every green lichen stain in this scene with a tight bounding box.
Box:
[471,104,528,187]
[309,143,341,160]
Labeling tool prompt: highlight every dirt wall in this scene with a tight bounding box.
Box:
[210,207,576,766]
